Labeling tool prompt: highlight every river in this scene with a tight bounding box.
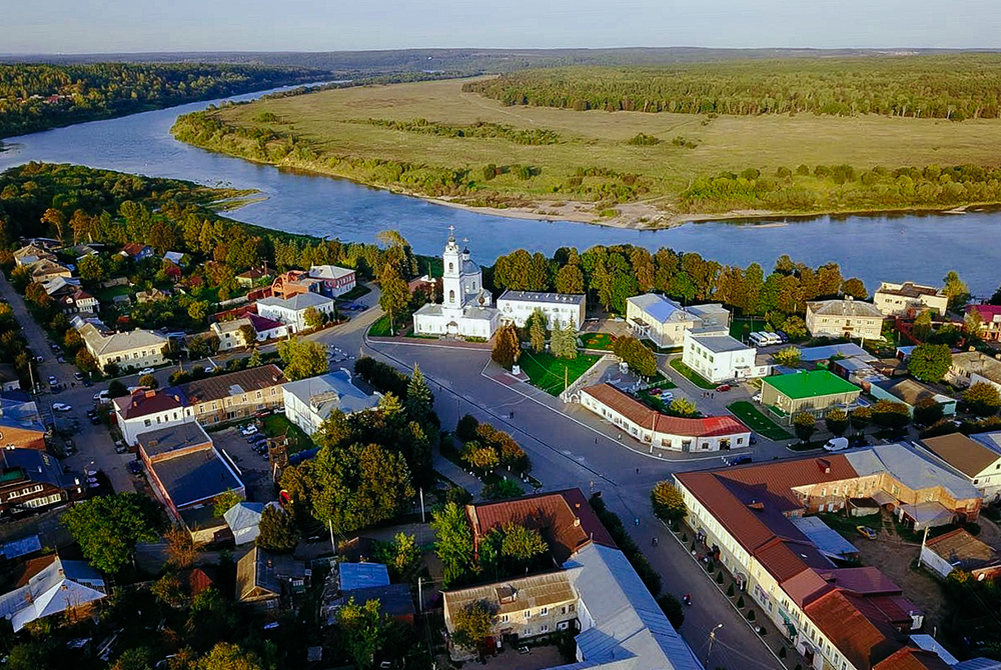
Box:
[1,87,999,296]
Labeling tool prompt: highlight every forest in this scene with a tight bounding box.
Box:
[0,62,325,138]
[465,55,1001,119]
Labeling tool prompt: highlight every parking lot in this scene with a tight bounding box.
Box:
[212,424,276,503]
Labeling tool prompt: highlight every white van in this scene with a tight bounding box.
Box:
[749,332,771,347]
[823,437,850,452]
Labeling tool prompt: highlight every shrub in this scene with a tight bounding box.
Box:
[657,593,685,628]
[779,647,787,659]
[716,571,724,584]
[747,609,756,621]
[726,584,735,597]
[456,414,479,442]
[737,595,745,608]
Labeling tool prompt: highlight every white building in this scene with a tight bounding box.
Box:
[925,432,1001,502]
[309,265,357,297]
[73,316,168,372]
[257,292,336,333]
[948,351,1001,392]
[113,388,193,446]
[497,290,586,329]
[625,294,697,348]
[805,297,885,340]
[412,229,500,339]
[873,282,949,317]
[282,371,381,436]
[682,327,770,383]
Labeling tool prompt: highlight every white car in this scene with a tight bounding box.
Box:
[752,393,762,403]
[52,403,72,412]
[138,367,155,376]
[241,425,258,436]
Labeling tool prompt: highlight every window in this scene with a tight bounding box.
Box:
[500,614,509,623]
[524,610,531,619]
[448,262,454,272]
[540,607,548,616]
[568,603,575,612]
[144,419,151,427]
[540,624,549,633]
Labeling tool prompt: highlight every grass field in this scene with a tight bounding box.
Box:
[519,351,601,396]
[261,413,313,454]
[727,401,793,441]
[580,332,617,351]
[669,359,716,390]
[193,77,1001,225]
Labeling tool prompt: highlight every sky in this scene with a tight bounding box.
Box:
[4,0,1001,54]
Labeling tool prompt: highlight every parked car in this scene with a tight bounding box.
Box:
[115,442,127,454]
[823,437,850,452]
[74,372,85,381]
[775,330,790,344]
[856,525,877,540]
[715,384,731,392]
[240,424,258,436]
[138,367,155,376]
[52,403,72,412]
[722,454,753,466]
[48,376,58,385]
[90,415,102,425]
[128,461,143,476]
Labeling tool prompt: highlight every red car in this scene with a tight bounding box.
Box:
[715,384,731,392]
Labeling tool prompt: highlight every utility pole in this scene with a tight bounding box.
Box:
[706,624,723,668]
[328,519,336,555]
[916,525,930,568]
[418,576,424,612]
[419,487,426,524]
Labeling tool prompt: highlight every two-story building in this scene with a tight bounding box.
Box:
[256,292,336,333]
[497,291,587,330]
[309,265,357,297]
[682,327,771,383]
[177,365,286,426]
[0,449,84,517]
[113,388,191,446]
[874,282,949,317]
[625,294,698,348]
[947,351,1001,392]
[923,432,1001,503]
[75,316,167,373]
[282,371,381,436]
[805,298,884,340]
[967,304,1001,342]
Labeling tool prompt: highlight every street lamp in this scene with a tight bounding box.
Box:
[706,624,723,667]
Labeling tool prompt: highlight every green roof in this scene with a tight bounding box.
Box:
[763,370,860,400]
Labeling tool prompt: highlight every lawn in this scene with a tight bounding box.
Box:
[729,318,770,342]
[519,351,601,396]
[336,284,372,301]
[669,359,716,389]
[727,401,794,441]
[368,314,397,337]
[197,76,1001,226]
[580,332,616,351]
[261,412,313,454]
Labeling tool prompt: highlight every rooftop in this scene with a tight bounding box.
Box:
[282,371,381,420]
[804,589,901,670]
[762,370,860,400]
[338,562,390,592]
[309,265,355,280]
[950,351,1001,384]
[808,298,884,319]
[258,292,334,311]
[582,384,750,438]
[113,388,184,420]
[626,293,695,324]
[924,528,997,570]
[921,433,1001,478]
[873,378,953,408]
[689,330,750,354]
[176,364,285,405]
[136,421,212,459]
[968,304,1001,319]
[148,446,243,509]
[82,327,167,357]
[876,282,945,299]
[444,570,576,618]
[845,444,981,501]
[498,290,586,306]
[797,343,876,363]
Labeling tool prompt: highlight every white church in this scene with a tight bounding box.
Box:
[412,228,501,339]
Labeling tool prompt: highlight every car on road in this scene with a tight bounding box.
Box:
[722,454,753,466]
[823,437,850,452]
[138,367,155,376]
[715,384,731,392]
[856,525,877,540]
[52,403,72,412]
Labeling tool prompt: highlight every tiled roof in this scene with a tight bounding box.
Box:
[113,389,184,419]
[873,648,954,670]
[805,589,900,670]
[176,364,284,405]
[921,432,1001,478]
[581,384,749,437]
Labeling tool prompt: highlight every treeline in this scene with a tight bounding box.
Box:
[0,62,325,138]
[354,117,562,145]
[488,244,867,333]
[464,55,1001,119]
[681,163,1001,213]
[0,162,409,279]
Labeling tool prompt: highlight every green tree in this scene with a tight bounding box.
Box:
[871,400,911,430]
[613,336,657,377]
[256,504,299,553]
[111,648,155,670]
[138,373,158,389]
[374,532,422,581]
[528,309,547,353]
[773,346,801,366]
[404,363,434,425]
[247,347,262,367]
[657,593,685,629]
[908,343,952,382]
[651,480,687,522]
[824,408,849,436]
[913,310,934,340]
[463,442,500,475]
[187,300,209,323]
[792,412,817,443]
[277,336,327,380]
[849,406,871,434]
[500,523,548,562]
[78,254,105,283]
[108,379,128,398]
[482,478,525,500]
[451,600,497,651]
[555,263,585,294]
[62,493,158,574]
[840,277,869,300]
[336,598,389,670]
[378,262,411,332]
[239,324,258,347]
[303,306,324,329]
[213,489,244,518]
[964,382,1001,417]
[196,643,263,670]
[431,502,475,588]
[781,315,808,339]
[555,321,579,360]
[943,270,970,310]
[668,397,698,417]
[491,324,521,370]
[913,396,945,426]
[76,348,99,374]
[964,308,985,339]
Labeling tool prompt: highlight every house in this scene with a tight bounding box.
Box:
[270,270,324,300]
[0,416,48,451]
[497,291,587,330]
[27,258,72,283]
[309,265,357,297]
[0,391,42,425]
[39,275,81,297]
[967,304,1001,342]
[224,502,265,545]
[282,371,381,436]
[119,243,153,261]
[412,231,500,339]
[580,383,751,453]
[236,268,269,288]
[58,289,98,315]
[257,292,336,333]
[682,326,771,383]
[806,297,885,340]
[177,364,285,426]
[163,251,188,267]
[947,351,1001,392]
[919,528,1000,580]
[137,422,245,521]
[212,318,255,351]
[625,294,698,348]
[113,388,190,446]
[13,244,57,267]
[760,370,861,423]
[674,451,976,670]
[0,449,84,516]
[75,317,167,373]
[922,432,1001,501]
[0,555,106,632]
[0,364,20,391]
[869,379,957,418]
[247,313,288,341]
[236,546,308,610]
[874,282,949,317]
[321,562,415,625]
[135,288,170,304]
[442,490,704,669]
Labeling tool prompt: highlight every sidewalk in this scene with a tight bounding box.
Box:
[433,451,485,499]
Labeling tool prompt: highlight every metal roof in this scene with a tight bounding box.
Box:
[845,444,981,501]
[338,563,390,592]
[498,290,585,306]
[762,370,860,400]
[148,446,243,509]
[791,516,859,560]
[797,343,876,362]
[282,371,380,420]
[626,294,694,324]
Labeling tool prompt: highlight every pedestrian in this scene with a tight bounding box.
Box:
[636,467,640,474]
[595,437,598,444]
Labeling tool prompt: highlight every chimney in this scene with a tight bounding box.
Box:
[144,389,156,398]
[818,458,831,474]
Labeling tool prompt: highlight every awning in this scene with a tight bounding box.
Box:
[899,501,954,529]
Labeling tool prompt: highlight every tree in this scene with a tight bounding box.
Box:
[247,347,262,367]
[668,397,698,417]
[78,254,105,283]
[256,504,299,553]
[657,593,685,629]
[336,597,389,670]
[913,310,934,341]
[152,572,186,609]
[196,643,263,670]
[824,408,849,436]
[913,396,945,426]
[555,263,585,294]
[239,324,257,347]
[41,207,66,239]
[943,270,970,310]
[482,478,525,500]
[456,414,480,442]
[613,335,657,377]
[451,600,497,651]
[463,442,500,474]
[964,382,1001,417]
[651,481,687,522]
[62,493,158,574]
[164,525,200,569]
[965,308,985,339]
[303,306,324,329]
[849,406,871,434]
[528,309,547,353]
[212,489,243,518]
[792,412,817,443]
[840,277,868,300]
[908,343,952,382]
[405,364,434,425]
[500,523,548,562]
[781,315,808,340]
[76,348,99,374]
[374,532,421,581]
[554,321,579,360]
[871,400,911,431]
[111,648,155,670]
[108,379,128,398]
[491,324,521,370]
[187,300,209,323]
[378,262,411,332]
[432,502,475,588]
[138,373,158,389]
[773,346,801,366]
[277,337,327,380]
[188,334,220,359]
